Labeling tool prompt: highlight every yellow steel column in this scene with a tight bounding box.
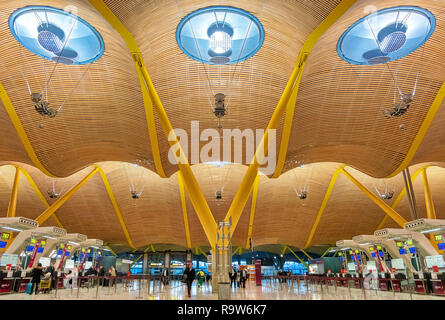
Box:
[95,165,136,249]
[6,167,20,218]
[89,0,217,247]
[287,247,308,268]
[421,168,436,219]
[281,246,288,256]
[178,172,192,249]
[375,166,430,230]
[272,0,358,178]
[300,249,313,260]
[0,83,56,177]
[341,168,407,227]
[226,0,357,233]
[304,166,344,249]
[245,175,260,248]
[386,83,445,178]
[36,167,99,225]
[150,244,156,252]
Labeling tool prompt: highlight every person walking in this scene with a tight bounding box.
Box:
[98,266,105,286]
[46,263,55,290]
[183,264,196,298]
[30,263,44,295]
[229,267,237,288]
[197,269,204,288]
[110,266,117,287]
[162,267,169,286]
[240,267,247,288]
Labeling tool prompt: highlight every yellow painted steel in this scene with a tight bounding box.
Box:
[421,168,440,252]
[198,247,208,259]
[272,0,358,178]
[232,247,240,256]
[287,247,308,268]
[300,249,313,260]
[6,167,20,218]
[89,0,217,246]
[375,166,430,230]
[0,83,56,177]
[321,247,332,257]
[421,168,436,220]
[88,0,165,177]
[304,166,345,249]
[36,167,99,225]
[178,172,192,249]
[386,82,445,178]
[95,165,136,249]
[226,0,356,233]
[150,244,156,252]
[281,246,288,256]
[341,168,407,228]
[245,175,260,248]
[7,165,63,228]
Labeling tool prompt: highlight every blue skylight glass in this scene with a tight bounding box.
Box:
[9,6,104,65]
[176,6,264,65]
[337,6,435,65]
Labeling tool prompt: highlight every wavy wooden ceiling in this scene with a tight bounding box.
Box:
[0,1,445,253]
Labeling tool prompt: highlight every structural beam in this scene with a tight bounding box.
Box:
[226,0,356,234]
[341,168,407,228]
[90,0,217,247]
[304,166,344,249]
[198,247,208,259]
[281,246,288,256]
[95,165,136,249]
[178,172,192,249]
[300,249,313,260]
[0,83,56,177]
[150,244,156,252]
[245,175,260,248]
[287,247,308,268]
[421,168,436,220]
[272,0,358,178]
[386,82,445,178]
[375,166,430,230]
[6,166,20,218]
[35,167,99,225]
[321,247,333,257]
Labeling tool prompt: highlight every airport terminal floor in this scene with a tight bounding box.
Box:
[1,0,445,315]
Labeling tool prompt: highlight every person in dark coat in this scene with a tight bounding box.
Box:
[46,263,55,290]
[229,267,237,288]
[31,263,44,294]
[183,265,196,298]
[98,266,105,286]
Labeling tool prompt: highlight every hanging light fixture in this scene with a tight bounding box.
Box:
[337,6,436,66]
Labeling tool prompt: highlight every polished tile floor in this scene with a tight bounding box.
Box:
[1,280,444,300]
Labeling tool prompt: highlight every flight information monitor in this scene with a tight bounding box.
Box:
[1,232,10,240]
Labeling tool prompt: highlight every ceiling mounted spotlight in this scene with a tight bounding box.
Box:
[213,93,227,129]
[215,190,223,200]
[9,6,104,65]
[131,190,142,199]
[337,6,435,65]
[32,93,57,118]
[176,6,264,65]
[297,190,308,200]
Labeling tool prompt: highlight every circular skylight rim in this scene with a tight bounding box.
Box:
[337,6,436,66]
[176,6,265,65]
[9,5,105,65]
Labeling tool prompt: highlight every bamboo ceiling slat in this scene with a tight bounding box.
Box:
[286,0,445,178]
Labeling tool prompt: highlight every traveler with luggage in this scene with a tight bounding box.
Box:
[30,263,44,294]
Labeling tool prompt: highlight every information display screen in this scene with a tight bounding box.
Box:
[426,255,445,268]
[0,241,7,248]
[0,254,18,266]
[39,257,51,268]
[391,259,405,269]
[406,239,413,246]
[399,249,406,255]
[1,233,10,240]
[409,247,417,254]
[438,243,445,250]
[434,234,443,242]
[340,257,344,262]
[26,245,34,252]
[396,241,403,248]
[379,251,384,258]
[57,250,63,256]
[371,253,376,258]
[37,247,44,253]
[65,251,70,257]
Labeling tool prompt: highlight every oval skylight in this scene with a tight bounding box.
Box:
[176,6,265,65]
[337,6,435,65]
[9,6,104,65]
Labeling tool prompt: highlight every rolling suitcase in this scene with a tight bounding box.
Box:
[25,282,33,294]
